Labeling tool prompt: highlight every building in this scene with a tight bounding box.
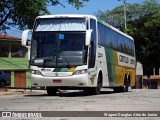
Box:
[142,65,160,89]
[0,34,30,88]
[135,62,143,89]
[136,62,160,89]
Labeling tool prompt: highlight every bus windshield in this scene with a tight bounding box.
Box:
[34,18,87,31]
[30,32,87,67]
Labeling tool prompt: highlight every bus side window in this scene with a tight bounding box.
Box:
[89,19,96,68]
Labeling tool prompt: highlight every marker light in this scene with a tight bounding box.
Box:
[31,70,42,75]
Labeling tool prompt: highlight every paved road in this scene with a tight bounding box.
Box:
[0,89,160,120]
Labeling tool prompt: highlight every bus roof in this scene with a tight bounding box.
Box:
[36,14,133,40]
[36,14,97,20]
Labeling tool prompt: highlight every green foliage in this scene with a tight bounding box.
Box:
[96,0,160,67]
[0,0,89,32]
[68,0,89,9]
[96,6,125,31]
[127,0,160,67]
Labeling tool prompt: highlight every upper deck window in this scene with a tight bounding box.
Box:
[35,18,87,31]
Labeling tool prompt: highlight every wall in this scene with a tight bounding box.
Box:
[0,39,30,88]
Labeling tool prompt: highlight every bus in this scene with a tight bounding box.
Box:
[22,14,136,95]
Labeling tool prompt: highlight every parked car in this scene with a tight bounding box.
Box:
[0,70,11,88]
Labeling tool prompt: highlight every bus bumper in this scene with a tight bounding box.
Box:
[30,73,89,87]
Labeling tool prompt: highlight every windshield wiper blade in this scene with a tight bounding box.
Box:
[59,52,71,68]
[42,58,56,67]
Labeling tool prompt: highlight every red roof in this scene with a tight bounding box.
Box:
[0,34,21,40]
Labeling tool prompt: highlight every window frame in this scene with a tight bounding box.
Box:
[0,44,9,58]
[98,21,135,57]
[11,45,26,58]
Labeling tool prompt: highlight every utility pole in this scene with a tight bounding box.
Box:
[118,0,127,29]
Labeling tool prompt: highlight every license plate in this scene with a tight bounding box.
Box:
[53,80,62,83]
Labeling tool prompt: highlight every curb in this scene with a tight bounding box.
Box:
[0,88,47,96]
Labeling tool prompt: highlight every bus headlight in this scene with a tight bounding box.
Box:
[73,69,87,75]
[31,70,42,75]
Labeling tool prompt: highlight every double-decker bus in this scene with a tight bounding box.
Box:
[22,14,136,95]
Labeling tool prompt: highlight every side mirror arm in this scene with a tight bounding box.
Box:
[85,29,92,46]
[22,29,32,46]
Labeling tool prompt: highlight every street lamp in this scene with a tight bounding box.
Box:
[118,0,127,29]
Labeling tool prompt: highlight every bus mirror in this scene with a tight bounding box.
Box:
[85,29,92,46]
[22,29,32,46]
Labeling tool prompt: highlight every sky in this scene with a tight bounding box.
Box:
[7,0,145,38]
[48,0,144,15]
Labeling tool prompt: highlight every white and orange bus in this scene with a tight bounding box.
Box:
[22,14,136,95]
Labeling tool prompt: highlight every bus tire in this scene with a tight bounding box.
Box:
[91,75,102,95]
[114,76,129,92]
[46,87,57,96]
[83,88,90,95]
[124,76,129,92]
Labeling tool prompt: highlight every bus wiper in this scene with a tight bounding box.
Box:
[42,57,56,67]
[59,52,71,68]
[43,57,55,62]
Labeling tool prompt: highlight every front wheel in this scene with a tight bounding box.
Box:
[84,75,102,95]
[46,87,57,96]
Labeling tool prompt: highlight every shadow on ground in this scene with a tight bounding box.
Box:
[24,90,119,97]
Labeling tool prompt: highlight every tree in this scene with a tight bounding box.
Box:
[126,0,160,67]
[96,0,160,68]
[96,2,145,32]
[0,0,89,32]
